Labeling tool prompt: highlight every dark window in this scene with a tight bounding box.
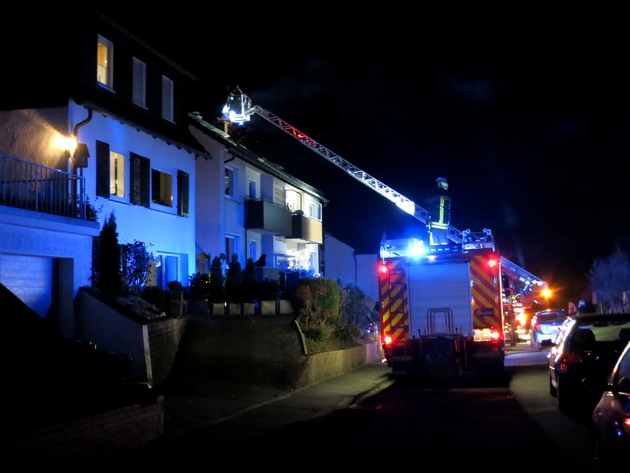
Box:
[130,152,150,207]
[178,170,189,217]
[151,169,173,207]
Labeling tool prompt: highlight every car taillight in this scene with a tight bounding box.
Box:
[532,323,540,331]
[490,329,502,342]
[384,334,392,345]
[558,351,583,372]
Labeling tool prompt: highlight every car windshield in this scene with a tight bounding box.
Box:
[578,320,630,342]
[536,312,566,323]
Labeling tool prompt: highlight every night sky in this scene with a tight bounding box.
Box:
[100,8,629,302]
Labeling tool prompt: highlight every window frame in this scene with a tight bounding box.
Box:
[132,57,147,107]
[161,75,174,121]
[151,168,173,208]
[109,150,126,198]
[96,35,114,89]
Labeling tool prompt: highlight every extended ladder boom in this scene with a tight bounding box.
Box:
[222,91,543,284]
[222,91,495,249]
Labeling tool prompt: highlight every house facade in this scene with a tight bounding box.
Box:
[0,11,203,338]
[190,114,326,279]
[0,9,329,342]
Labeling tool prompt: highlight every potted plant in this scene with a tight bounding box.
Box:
[209,256,225,315]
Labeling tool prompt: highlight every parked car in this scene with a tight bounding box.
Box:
[529,309,568,350]
[592,340,630,472]
[542,312,630,415]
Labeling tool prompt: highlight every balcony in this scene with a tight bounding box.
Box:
[244,199,292,235]
[0,154,93,221]
[289,212,323,244]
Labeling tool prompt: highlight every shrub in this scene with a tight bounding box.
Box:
[338,282,379,334]
[294,277,340,328]
[140,286,169,313]
[224,254,243,303]
[333,323,362,343]
[302,323,333,342]
[188,272,211,300]
[92,211,124,297]
[242,258,257,302]
[209,256,225,303]
[256,278,281,300]
[123,240,154,296]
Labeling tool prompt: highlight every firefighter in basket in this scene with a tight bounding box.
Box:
[425,177,451,245]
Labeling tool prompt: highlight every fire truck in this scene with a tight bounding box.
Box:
[221,89,547,379]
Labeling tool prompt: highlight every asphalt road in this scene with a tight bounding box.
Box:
[79,340,595,469]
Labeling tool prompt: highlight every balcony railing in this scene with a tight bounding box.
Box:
[0,154,91,220]
[244,198,292,235]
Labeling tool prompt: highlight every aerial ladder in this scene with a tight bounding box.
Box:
[221,89,547,293]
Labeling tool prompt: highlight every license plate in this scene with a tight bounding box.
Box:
[474,331,492,342]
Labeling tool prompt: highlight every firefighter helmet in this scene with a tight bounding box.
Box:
[436,178,448,190]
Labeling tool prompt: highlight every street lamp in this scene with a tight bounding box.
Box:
[542,287,552,307]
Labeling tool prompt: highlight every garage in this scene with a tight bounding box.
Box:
[0,253,54,319]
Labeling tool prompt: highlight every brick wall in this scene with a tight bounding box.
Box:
[2,396,164,465]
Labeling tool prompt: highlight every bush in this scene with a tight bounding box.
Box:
[123,240,154,296]
[140,286,169,313]
[93,211,124,296]
[256,278,281,300]
[209,256,225,303]
[188,272,211,300]
[301,322,361,355]
[294,277,340,328]
[334,323,362,343]
[302,323,332,342]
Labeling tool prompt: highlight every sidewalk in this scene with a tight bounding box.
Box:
[97,360,394,464]
[163,359,393,434]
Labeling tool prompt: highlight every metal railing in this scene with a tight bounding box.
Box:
[0,154,89,220]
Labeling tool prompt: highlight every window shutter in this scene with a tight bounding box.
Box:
[130,152,150,207]
[178,170,189,217]
[96,140,110,198]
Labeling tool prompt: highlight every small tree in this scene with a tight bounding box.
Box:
[123,240,154,296]
[209,256,225,303]
[589,250,630,313]
[93,211,124,297]
[339,281,378,332]
[225,254,243,303]
[242,258,257,302]
[188,272,211,301]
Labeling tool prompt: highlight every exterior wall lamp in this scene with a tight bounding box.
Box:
[73,142,90,169]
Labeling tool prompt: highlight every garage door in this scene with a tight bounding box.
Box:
[0,254,53,318]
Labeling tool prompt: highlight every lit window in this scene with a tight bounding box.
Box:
[274,186,285,205]
[152,169,173,207]
[97,35,113,88]
[110,151,125,197]
[308,201,322,221]
[162,75,174,121]
[132,57,146,107]
[285,189,302,212]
